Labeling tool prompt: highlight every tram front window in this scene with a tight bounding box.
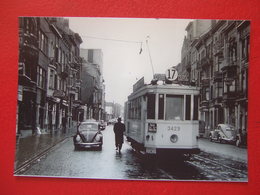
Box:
[147,94,155,119]
[165,95,184,120]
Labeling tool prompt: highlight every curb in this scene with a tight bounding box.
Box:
[14,134,73,175]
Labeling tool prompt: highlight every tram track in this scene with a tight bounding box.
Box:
[187,154,248,181]
[14,137,70,175]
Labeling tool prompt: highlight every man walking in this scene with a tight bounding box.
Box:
[113,117,125,153]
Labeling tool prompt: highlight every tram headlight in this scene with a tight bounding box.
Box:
[170,134,178,143]
[148,123,157,133]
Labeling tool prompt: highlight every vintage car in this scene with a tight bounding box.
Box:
[99,120,106,130]
[235,129,247,147]
[73,120,103,150]
[209,124,236,144]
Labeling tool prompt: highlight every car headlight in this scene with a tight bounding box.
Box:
[95,134,102,141]
[75,135,81,142]
[170,134,178,143]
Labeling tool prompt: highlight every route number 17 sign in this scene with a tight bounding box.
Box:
[166,67,178,81]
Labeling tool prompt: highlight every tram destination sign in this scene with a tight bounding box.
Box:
[133,77,145,92]
[154,73,166,81]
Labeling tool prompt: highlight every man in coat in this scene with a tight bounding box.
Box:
[113,117,125,153]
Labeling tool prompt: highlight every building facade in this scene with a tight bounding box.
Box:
[17,17,83,136]
[180,20,250,137]
[80,49,105,121]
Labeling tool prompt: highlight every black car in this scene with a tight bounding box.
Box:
[99,120,106,130]
[73,120,103,150]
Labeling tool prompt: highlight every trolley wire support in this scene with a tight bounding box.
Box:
[145,36,155,77]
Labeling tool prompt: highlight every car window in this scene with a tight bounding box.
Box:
[226,125,235,131]
[79,123,98,131]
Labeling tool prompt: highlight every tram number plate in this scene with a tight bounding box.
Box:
[167,126,180,131]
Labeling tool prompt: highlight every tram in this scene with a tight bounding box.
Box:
[124,69,200,155]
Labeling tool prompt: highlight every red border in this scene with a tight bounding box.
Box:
[0,0,260,194]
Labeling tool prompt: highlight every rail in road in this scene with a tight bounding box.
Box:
[187,154,247,181]
[15,125,247,181]
[14,137,71,175]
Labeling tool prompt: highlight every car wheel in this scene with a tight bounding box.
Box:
[209,134,212,142]
[98,145,102,151]
[236,138,241,147]
[218,135,223,143]
[74,145,79,150]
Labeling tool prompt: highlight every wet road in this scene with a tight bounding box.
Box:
[20,125,247,181]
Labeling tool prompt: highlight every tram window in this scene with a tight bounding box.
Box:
[128,97,141,120]
[165,95,184,120]
[193,95,199,120]
[185,95,191,120]
[158,94,164,120]
[147,94,155,119]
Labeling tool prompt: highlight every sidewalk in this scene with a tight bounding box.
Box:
[15,127,77,171]
[198,138,248,163]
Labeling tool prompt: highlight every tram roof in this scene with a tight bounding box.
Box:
[128,83,200,100]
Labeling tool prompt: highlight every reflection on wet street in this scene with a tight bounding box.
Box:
[21,125,247,181]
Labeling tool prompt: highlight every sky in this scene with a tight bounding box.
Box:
[68,17,192,106]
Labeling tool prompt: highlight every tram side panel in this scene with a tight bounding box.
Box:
[126,120,144,144]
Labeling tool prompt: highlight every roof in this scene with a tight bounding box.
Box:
[80,119,98,124]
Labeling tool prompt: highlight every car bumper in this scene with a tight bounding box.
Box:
[74,142,102,148]
[222,138,236,142]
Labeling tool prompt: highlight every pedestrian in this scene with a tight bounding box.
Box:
[113,117,125,153]
[62,116,67,133]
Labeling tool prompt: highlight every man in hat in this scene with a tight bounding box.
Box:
[113,117,125,153]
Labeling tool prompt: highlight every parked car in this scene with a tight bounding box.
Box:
[199,120,206,137]
[73,120,103,150]
[107,118,116,125]
[99,120,106,130]
[209,124,236,144]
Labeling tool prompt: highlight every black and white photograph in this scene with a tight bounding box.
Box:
[15,17,249,182]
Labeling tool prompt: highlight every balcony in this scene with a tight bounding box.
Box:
[213,71,223,82]
[200,100,209,111]
[201,78,210,87]
[74,79,81,88]
[198,57,213,69]
[221,58,238,72]
[223,91,237,101]
[60,66,69,79]
[236,89,248,100]
[212,97,223,108]
[53,90,67,100]
[19,30,38,56]
[213,41,224,56]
